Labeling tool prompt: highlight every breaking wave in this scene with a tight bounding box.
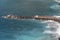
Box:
[42,16,60,40]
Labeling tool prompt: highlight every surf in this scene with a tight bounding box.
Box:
[43,16,60,40]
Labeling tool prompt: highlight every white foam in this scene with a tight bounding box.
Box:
[53,15,60,18]
[2,16,7,18]
[41,18,60,40]
[41,20,56,23]
[43,30,56,34]
[54,0,60,3]
[43,20,60,34]
[34,15,39,18]
[50,4,60,10]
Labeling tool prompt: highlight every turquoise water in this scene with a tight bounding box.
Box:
[0,18,48,40]
[0,0,60,40]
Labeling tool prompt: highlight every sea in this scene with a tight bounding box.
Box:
[0,0,60,40]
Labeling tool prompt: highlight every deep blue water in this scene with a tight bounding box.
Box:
[0,0,60,40]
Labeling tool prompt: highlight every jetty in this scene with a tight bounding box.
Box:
[2,15,60,22]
